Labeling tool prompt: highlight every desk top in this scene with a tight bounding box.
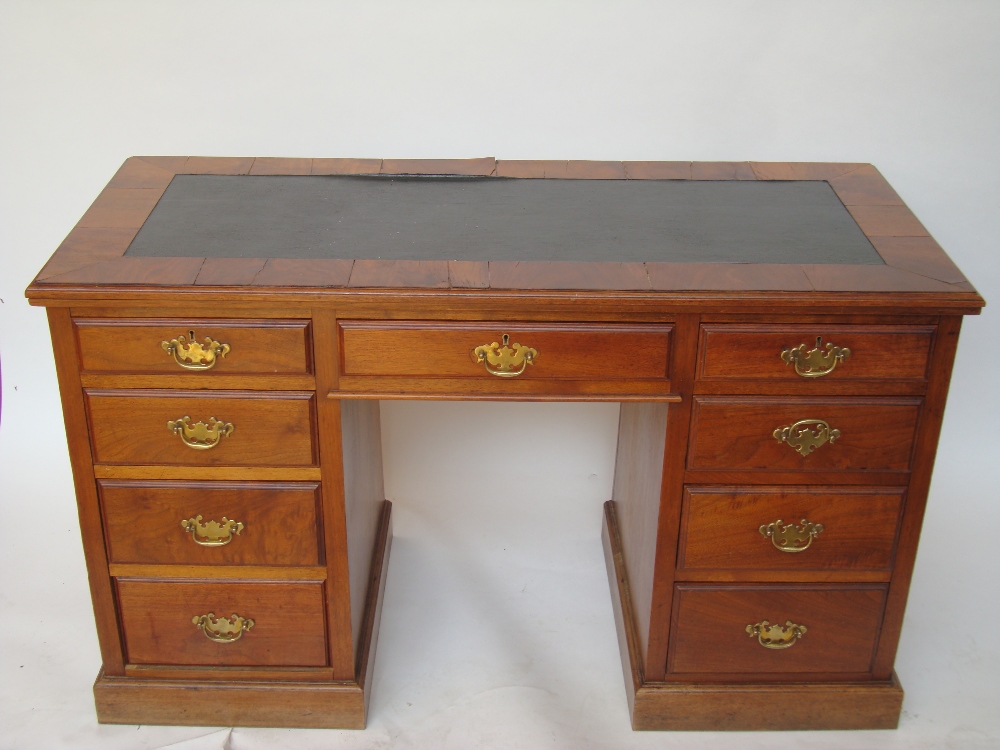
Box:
[27,157,983,313]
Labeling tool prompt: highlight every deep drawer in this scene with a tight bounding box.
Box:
[669,584,886,674]
[337,321,673,395]
[75,318,312,374]
[100,480,322,566]
[117,580,327,667]
[697,324,934,382]
[86,390,316,466]
[678,487,904,572]
[687,396,921,472]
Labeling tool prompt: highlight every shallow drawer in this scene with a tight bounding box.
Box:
[688,396,920,472]
[697,324,933,382]
[669,584,886,674]
[74,318,312,374]
[100,480,322,566]
[86,390,316,466]
[117,580,327,666]
[678,487,904,572]
[337,321,672,393]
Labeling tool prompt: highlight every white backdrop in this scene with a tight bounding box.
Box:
[1,2,998,749]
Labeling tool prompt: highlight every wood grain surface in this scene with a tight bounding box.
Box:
[611,403,669,672]
[697,324,934,382]
[338,321,672,380]
[85,390,316,466]
[677,486,904,573]
[687,396,921,472]
[99,480,322,566]
[117,580,328,666]
[668,584,887,674]
[75,318,312,374]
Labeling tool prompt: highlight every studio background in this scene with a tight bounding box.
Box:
[1,2,997,748]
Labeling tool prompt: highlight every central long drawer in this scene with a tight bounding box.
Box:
[336,321,674,397]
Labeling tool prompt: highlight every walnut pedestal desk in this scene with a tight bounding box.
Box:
[25,157,985,732]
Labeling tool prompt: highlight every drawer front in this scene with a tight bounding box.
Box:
[339,321,672,383]
[118,580,327,666]
[698,324,934,382]
[86,390,316,466]
[669,584,886,674]
[688,397,921,472]
[100,480,322,566]
[75,318,312,374]
[678,487,904,572]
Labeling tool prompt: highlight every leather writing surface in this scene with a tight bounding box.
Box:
[125,175,883,265]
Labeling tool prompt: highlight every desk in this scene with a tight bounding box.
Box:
[25,157,985,731]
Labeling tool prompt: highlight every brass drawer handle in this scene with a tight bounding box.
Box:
[181,515,244,546]
[759,519,824,552]
[192,612,254,643]
[167,416,234,450]
[746,620,807,649]
[781,336,850,378]
[161,330,230,370]
[472,334,538,378]
[773,419,840,456]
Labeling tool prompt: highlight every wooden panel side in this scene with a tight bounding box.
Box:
[872,316,962,678]
[47,308,126,675]
[311,309,356,679]
[602,502,642,720]
[645,314,701,680]
[358,501,393,717]
[341,399,386,664]
[611,402,668,671]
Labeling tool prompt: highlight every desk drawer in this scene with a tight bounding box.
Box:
[337,321,672,392]
[669,584,886,674]
[688,396,920,472]
[118,580,327,666]
[678,487,904,572]
[86,390,316,466]
[100,480,322,566]
[697,325,933,382]
[75,318,312,374]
